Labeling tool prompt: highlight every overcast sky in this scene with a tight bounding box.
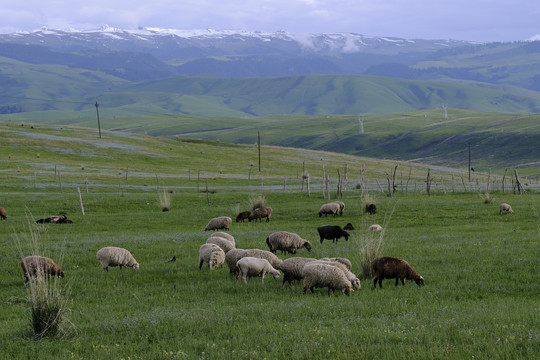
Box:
[1,0,538,42]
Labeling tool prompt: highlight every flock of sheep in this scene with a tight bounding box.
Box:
[10,199,515,295]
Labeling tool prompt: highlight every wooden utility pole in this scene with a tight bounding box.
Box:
[95,101,102,138]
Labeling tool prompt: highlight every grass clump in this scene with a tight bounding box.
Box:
[249,194,266,209]
[480,191,494,204]
[158,189,172,212]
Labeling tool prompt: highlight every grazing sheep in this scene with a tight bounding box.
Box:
[36,215,72,224]
[317,225,350,244]
[366,203,377,215]
[313,260,361,289]
[499,203,514,215]
[302,262,353,296]
[236,211,252,222]
[198,243,226,270]
[368,224,383,231]
[236,257,280,284]
[210,232,235,246]
[21,255,64,282]
[56,217,73,224]
[225,248,247,274]
[319,257,352,271]
[248,207,273,222]
[266,231,312,254]
[343,223,354,230]
[242,248,283,268]
[318,202,340,217]
[371,256,424,288]
[278,257,317,288]
[96,246,139,272]
[206,236,235,254]
[204,216,232,231]
[333,201,345,216]
[0,206,7,220]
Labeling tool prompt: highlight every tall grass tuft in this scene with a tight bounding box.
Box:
[158,189,171,212]
[480,192,494,204]
[248,194,266,210]
[15,212,73,339]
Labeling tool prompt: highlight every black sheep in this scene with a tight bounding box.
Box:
[366,203,377,215]
[317,225,350,244]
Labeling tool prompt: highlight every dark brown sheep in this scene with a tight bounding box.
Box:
[248,207,272,222]
[236,211,252,222]
[21,255,64,282]
[371,256,424,288]
[0,206,7,220]
[317,225,349,244]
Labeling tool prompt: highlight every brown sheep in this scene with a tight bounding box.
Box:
[371,256,424,288]
[236,211,252,222]
[248,207,272,222]
[0,206,7,220]
[21,255,64,282]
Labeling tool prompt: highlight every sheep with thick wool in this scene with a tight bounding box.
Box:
[333,201,345,216]
[236,211,252,222]
[210,232,235,246]
[369,224,383,231]
[248,207,272,222]
[499,203,514,215]
[319,257,352,271]
[0,206,7,220]
[312,260,361,289]
[317,225,350,243]
[302,262,353,296]
[21,255,64,282]
[278,257,317,288]
[236,257,280,284]
[96,246,139,272]
[198,243,226,270]
[204,216,232,231]
[266,231,312,254]
[206,236,235,254]
[225,248,247,274]
[371,256,424,288]
[318,202,340,217]
[242,248,283,268]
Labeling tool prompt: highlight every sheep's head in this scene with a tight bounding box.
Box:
[343,231,350,241]
[133,263,140,270]
[58,271,65,278]
[272,270,280,279]
[304,241,312,252]
[209,258,219,270]
[415,276,424,287]
[351,278,361,289]
[342,285,353,296]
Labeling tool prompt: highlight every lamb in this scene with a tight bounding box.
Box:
[366,203,377,215]
[277,257,317,288]
[369,224,383,231]
[206,236,235,253]
[204,216,232,231]
[236,211,252,222]
[236,257,280,284]
[302,262,353,296]
[96,246,139,272]
[499,203,514,215]
[210,232,235,246]
[266,231,312,254]
[317,225,350,244]
[21,255,64,282]
[319,257,352,271]
[333,201,345,216]
[343,223,355,230]
[198,243,226,270]
[248,207,272,222]
[0,206,7,220]
[312,260,361,289]
[371,256,424,288]
[318,202,340,217]
[225,248,247,274]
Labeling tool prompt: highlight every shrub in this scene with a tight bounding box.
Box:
[249,194,266,210]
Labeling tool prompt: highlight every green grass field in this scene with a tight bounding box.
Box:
[0,123,538,359]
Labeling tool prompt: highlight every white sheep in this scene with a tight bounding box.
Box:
[206,236,235,253]
[204,216,232,231]
[96,247,139,272]
[319,257,352,271]
[210,232,235,246]
[302,262,353,296]
[312,260,361,289]
[266,231,312,254]
[278,257,317,288]
[198,243,226,270]
[225,248,247,274]
[368,224,383,231]
[499,203,514,215]
[318,202,340,217]
[236,257,280,284]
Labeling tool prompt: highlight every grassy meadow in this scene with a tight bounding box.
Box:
[0,122,539,359]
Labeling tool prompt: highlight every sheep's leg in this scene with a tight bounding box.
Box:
[378,278,383,288]
[400,278,405,286]
[320,236,324,244]
[395,278,400,286]
[199,260,204,270]
[303,287,308,294]
[373,278,378,288]
[261,272,266,283]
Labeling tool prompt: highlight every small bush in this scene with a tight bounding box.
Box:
[249,194,266,210]
[480,192,494,204]
[158,189,171,212]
